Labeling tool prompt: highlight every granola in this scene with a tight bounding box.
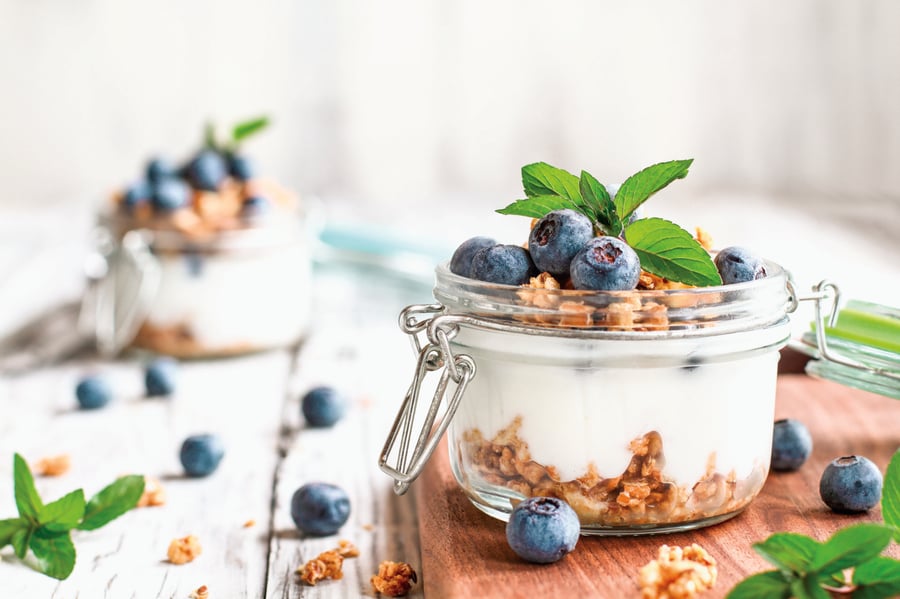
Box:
[132,322,256,358]
[137,477,166,507]
[189,585,209,599]
[296,540,360,586]
[32,454,70,477]
[371,561,418,597]
[460,417,765,527]
[167,535,202,565]
[639,544,717,599]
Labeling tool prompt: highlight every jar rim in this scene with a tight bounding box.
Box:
[433,260,793,336]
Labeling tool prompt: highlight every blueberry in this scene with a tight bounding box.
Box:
[470,244,537,286]
[569,236,641,291]
[819,456,883,513]
[771,418,813,472]
[145,157,178,183]
[290,482,351,536]
[506,497,580,564]
[450,236,497,278]
[75,375,112,410]
[145,357,178,397]
[528,210,594,277]
[152,178,191,212]
[123,180,152,210]
[187,149,227,191]
[241,195,270,216]
[179,433,225,477]
[228,154,256,181]
[714,246,767,285]
[301,386,347,428]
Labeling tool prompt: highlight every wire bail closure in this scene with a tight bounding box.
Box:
[379,304,476,495]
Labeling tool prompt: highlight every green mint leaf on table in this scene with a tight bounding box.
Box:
[752,532,820,574]
[13,453,43,524]
[232,115,270,144]
[625,218,722,287]
[0,517,27,548]
[78,475,144,531]
[614,159,693,222]
[521,162,582,202]
[10,526,33,559]
[38,489,85,533]
[883,448,900,535]
[809,523,894,575]
[29,528,76,580]
[853,556,900,599]
[578,170,620,236]
[497,195,581,219]
[726,570,792,598]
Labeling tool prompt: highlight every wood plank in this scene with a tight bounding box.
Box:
[415,375,900,599]
[265,323,423,598]
[0,350,291,598]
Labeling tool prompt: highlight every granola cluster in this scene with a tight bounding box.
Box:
[137,477,166,507]
[32,454,71,477]
[189,585,209,599]
[371,561,418,597]
[296,540,360,586]
[132,322,255,359]
[638,544,717,599]
[167,535,202,565]
[460,417,764,526]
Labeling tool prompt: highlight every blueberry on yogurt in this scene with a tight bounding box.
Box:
[819,455,883,513]
[570,236,641,291]
[123,180,153,210]
[470,244,537,286]
[714,246,767,284]
[228,154,256,181]
[290,482,351,536]
[506,497,579,564]
[146,157,178,183]
[450,236,497,278]
[187,149,227,191]
[179,433,225,477]
[152,178,191,212]
[528,209,594,277]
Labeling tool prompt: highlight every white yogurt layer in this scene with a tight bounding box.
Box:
[450,323,787,487]
[143,243,311,351]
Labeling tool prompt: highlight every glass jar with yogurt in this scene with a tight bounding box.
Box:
[381,261,797,535]
[86,205,311,358]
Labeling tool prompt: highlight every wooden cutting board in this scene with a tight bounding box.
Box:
[414,374,900,598]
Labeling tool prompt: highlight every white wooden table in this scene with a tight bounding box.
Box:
[0,215,433,598]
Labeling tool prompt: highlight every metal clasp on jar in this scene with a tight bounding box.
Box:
[378,304,477,495]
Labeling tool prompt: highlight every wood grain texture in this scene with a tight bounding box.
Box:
[415,375,900,599]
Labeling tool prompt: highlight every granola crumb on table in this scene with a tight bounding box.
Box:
[296,541,360,586]
[639,544,717,599]
[167,535,202,565]
[371,561,418,597]
[32,454,71,477]
[137,477,166,507]
[189,585,209,599]
[242,519,256,528]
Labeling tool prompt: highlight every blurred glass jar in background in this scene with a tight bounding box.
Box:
[84,175,312,358]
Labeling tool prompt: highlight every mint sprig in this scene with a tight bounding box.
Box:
[202,115,271,153]
[0,453,145,580]
[728,449,900,599]
[497,159,722,287]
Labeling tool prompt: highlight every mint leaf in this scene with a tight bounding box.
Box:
[232,116,270,144]
[791,576,830,599]
[10,526,32,559]
[38,489,85,533]
[0,517,27,549]
[726,570,792,598]
[810,523,894,575]
[614,159,693,221]
[883,448,900,534]
[753,532,821,574]
[29,528,76,580]
[853,556,900,599]
[521,162,582,202]
[13,453,43,523]
[579,171,620,235]
[78,475,144,531]
[203,121,218,150]
[497,195,580,219]
[625,218,722,287]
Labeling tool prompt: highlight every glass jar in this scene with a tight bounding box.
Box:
[85,209,311,358]
[382,262,797,535]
